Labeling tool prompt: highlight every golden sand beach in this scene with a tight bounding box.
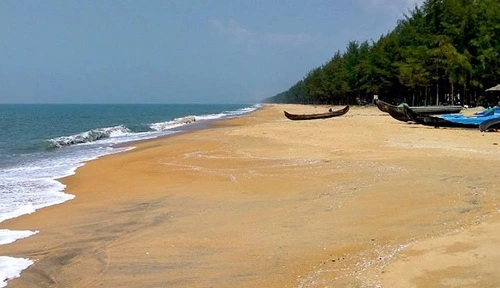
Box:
[1,104,499,287]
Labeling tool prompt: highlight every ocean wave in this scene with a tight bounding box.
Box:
[195,113,226,121]
[47,125,131,148]
[196,105,259,121]
[229,105,260,115]
[150,116,197,131]
[149,106,258,131]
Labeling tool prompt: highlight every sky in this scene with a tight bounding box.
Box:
[0,0,424,104]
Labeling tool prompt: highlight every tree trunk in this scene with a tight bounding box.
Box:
[425,86,428,105]
[451,81,455,105]
[463,83,467,106]
[436,81,440,105]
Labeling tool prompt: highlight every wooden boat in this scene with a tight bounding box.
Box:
[404,108,472,128]
[284,105,349,120]
[374,99,392,113]
[375,99,463,122]
[386,105,411,122]
[403,106,493,129]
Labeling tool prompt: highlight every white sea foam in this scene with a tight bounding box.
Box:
[0,230,38,245]
[0,205,36,225]
[196,105,259,120]
[228,105,259,115]
[195,113,226,120]
[0,257,33,288]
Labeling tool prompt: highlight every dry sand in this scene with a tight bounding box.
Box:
[1,104,499,287]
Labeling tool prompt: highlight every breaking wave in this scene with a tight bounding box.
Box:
[47,125,131,149]
[150,116,197,131]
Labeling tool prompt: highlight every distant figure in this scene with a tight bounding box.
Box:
[329,108,332,112]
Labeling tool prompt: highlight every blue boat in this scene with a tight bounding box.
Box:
[439,107,500,125]
[404,106,500,131]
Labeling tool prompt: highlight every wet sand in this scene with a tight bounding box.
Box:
[1,104,499,287]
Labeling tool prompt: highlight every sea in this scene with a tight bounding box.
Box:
[0,103,258,287]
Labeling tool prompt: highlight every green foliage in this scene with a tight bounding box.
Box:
[265,0,500,106]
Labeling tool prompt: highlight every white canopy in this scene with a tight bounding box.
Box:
[485,84,500,92]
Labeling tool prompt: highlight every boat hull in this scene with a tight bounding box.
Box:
[284,106,349,120]
[375,99,462,122]
[479,118,500,132]
[404,106,500,129]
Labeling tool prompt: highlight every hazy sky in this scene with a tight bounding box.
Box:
[0,0,424,104]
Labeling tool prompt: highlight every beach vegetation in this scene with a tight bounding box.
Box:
[264,0,500,107]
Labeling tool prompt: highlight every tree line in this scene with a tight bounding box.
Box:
[264,0,500,107]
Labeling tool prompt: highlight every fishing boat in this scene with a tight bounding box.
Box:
[283,105,349,120]
[374,99,392,113]
[375,99,463,122]
[404,106,500,130]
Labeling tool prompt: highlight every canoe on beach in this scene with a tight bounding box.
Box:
[283,105,349,120]
[375,99,463,122]
[404,106,500,130]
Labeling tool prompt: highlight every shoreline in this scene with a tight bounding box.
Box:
[1,104,499,287]
[0,104,260,287]
[112,104,263,150]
